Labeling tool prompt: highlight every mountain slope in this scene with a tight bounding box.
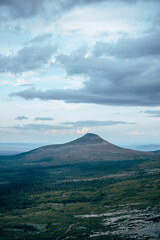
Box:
[1,133,155,168]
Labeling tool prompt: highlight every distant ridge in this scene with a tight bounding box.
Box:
[0,133,155,168]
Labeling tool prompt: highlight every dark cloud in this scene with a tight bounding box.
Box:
[15,116,28,121]
[143,110,160,117]
[0,44,57,74]
[93,31,160,58]
[10,87,81,101]
[63,120,135,127]
[34,117,54,121]
[0,0,156,21]
[0,0,45,19]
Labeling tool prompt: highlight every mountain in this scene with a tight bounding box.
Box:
[0,142,44,155]
[1,133,155,168]
[151,150,160,153]
[130,144,160,151]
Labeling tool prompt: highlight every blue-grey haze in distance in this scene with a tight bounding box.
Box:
[0,0,160,146]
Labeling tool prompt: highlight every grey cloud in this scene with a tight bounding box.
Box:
[0,0,106,21]
[10,45,160,106]
[14,124,70,131]
[27,33,53,44]
[15,116,28,121]
[5,120,134,133]
[10,87,82,101]
[0,44,57,74]
[11,80,160,106]
[0,0,45,19]
[10,29,160,106]
[143,110,160,117]
[93,31,160,58]
[63,120,135,127]
[34,117,54,121]
[11,87,128,105]
[0,0,156,21]
[19,84,35,87]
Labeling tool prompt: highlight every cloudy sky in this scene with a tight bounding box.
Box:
[0,0,160,145]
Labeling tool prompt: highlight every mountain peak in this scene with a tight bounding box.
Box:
[68,133,106,145]
[83,133,99,137]
[82,133,103,140]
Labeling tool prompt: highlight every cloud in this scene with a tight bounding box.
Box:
[34,117,54,121]
[9,23,160,107]
[13,124,70,131]
[63,120,134,127]
[15,116,28,121]
[0,44,57,74]
[142,110,160,117]
[6,120,134,133]
[10,87,91,102]
[93,30,160,59]
[0,0,157,21]
[0,0,46,19]
[26,33,53,44]
[130,131,142,136]
[0,0,107,22]
[10,51,160,106]
[77,127,89,134]
[18,84,35,87]
[46,129,57,135]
